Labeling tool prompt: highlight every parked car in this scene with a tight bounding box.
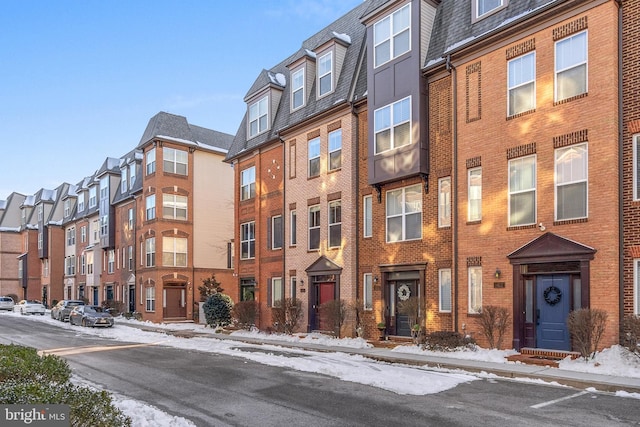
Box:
[0,296,15,311]
[13,300,46,315]
[69,305,114,328]
[51,300,85,321]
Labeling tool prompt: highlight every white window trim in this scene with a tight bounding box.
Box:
[271,277,283,307]
[317,51,333,98]
[438,177,451,228]
[468,167,482,222]
[507,51,536,117]
[328,128,342,171]
[374,96,412,155]
[363,195,372,238]
[468,266,482,314]
[554,143,588,221]
[328,200,341,249]
[373,3,411,68]
[248,95,269,138]
[439,268,452,313]
[291,68,305,111]
[385,184,422,243]
[508,155,537,227]
[633,135,640,201]
[308,137,321,177]
[308,205,321,251]
[290,210,297,246]
[240,221,255,260]
[240,166,256,201]
[473,0,508,21]
[272,215,283,250]
[554,30,588,103]
[363,273,373,311]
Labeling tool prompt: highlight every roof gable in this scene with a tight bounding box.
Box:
[507,232,596,262]
[306,255,343,273]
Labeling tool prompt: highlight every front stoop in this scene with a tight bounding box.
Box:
[507,348,582,367]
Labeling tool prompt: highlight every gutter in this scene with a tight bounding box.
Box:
[446,54,459,333]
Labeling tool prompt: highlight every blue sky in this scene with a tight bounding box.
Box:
[0,0,363,200]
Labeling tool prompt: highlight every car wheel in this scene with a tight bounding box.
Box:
[39,312,45,316]
[82,319,87,327]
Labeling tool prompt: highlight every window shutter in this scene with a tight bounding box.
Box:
[267,218,272,250]
[267,278,272,307]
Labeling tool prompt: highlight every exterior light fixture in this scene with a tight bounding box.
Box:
[494,268,501,279]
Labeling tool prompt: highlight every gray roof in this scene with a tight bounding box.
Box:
[425,0,566,68]
[226,1,370,161]
[137,111,234,152]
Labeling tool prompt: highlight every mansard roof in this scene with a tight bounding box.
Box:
[226,1,369,162]
[425,0,577,69]
[137,111,233,153]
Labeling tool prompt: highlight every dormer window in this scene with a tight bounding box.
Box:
[473,0,508,21]
[64,200,70,217]
[292,68,305,110]
[89,187,97,208]
[129,163,136,187]
[373,3,410,68]
[318,52,333,97]
[121,167,128,193]
[249,96,269,137]
[78,193,85,212]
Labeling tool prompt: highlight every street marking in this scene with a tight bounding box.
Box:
[531,391,589,409]
[38,342,164,357]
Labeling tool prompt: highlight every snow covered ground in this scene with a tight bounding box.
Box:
[3,310,640,426]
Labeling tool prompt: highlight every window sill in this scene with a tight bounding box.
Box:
[507,109,536,121]
[507,224,536,231]
[554,217,588,226]
[554,92,588,106]
[466,220,481,226]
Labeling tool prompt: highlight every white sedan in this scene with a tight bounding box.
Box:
[13,300,46,315]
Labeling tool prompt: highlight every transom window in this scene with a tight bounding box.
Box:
[318,52,333,97]
[555,143,588,221]
[328,200,342,248]
[241,166,256,201]
[163,147,188,175]
[162,236,187,267]
[555,31,587,102]
[163,194,188,220]
[373,3,410,67]
[508,52,535,116]
[249,96,268,137]
[309,205,320,250]
[386,184,422,243]
[509,155,536,226]
[374,97,411,154]
[308,137,320,177]
[328,129,342,171]
[241,221,255,260]
[292,68,305,110]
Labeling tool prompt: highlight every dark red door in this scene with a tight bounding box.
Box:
[164,287,186,318]
[315,282,335,331]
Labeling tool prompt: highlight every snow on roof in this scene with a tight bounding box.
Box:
[333,31,351,45]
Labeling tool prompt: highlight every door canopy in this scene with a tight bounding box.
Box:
[507,232,595,263]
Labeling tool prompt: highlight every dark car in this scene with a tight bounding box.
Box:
[51,300,85,322]
[69,305,114,328]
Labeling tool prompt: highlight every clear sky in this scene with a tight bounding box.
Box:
[0,0,363,200]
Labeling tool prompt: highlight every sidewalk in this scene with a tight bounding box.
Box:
[125,323,640,394]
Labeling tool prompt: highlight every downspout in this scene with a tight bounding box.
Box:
[446,54,459,333]
[615,0,624,339]
[351,101,360,306]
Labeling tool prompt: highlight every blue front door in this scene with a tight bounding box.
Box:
[536,275,571,350]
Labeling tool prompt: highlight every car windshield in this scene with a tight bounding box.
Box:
[84,306,104,314]
[68,302,83,306]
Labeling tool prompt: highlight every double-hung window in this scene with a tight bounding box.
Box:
[509,155,536,226]
[121,167,128,192]
[309,205,320,250]
[145,237,155,267]
[373,3,410,67]
[386,184,421,242]
[555,31,587,102]
[468,168,482,222]
[146,148,156,175]
[328,129,342,171]
[468,267,482,314]
[308,137,320,177]
[146,194,156,221]
[163,194,188,220]
[555,143,587,221]
[439,177,451,228]
[89,187,97,208]
[78,193,85,212]
[328,201,341,248]
[163,147,188,175]
[67,227,75,246]
[240,166,256,201]
[249,96,268,137]
[439,268,452,313]
[271,277,284,307]
[474,0,507,20]
[129,163,136,187]
[292,68,304,110]
[374,97,411,154]
[163,237,187,267]
[240,221,255,259]
[318,52,333,97]
[64,200,70,217]
[271,215,283,250]
[508,52,535,116]
[107,249,115,273]
[146,287,155,312]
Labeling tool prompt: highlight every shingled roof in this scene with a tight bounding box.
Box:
[226,1,370,162]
